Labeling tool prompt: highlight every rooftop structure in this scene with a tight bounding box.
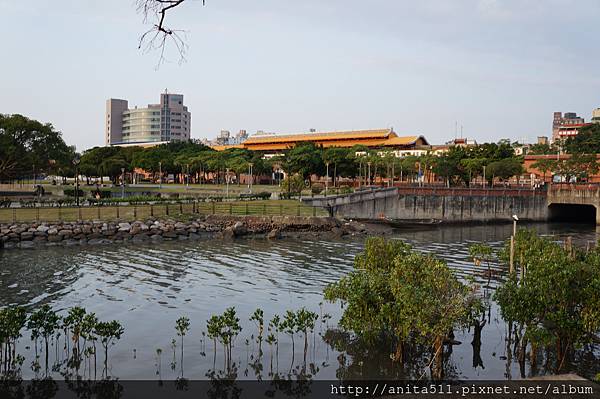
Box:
[212,128,428,152]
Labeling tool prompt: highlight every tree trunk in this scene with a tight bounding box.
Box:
[394,340,404,364]
[432,335,444,380]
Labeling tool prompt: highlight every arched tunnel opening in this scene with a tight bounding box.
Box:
[548,203,597,224]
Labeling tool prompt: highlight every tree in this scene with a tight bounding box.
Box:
[287,142,324,186]
[495,230,600,371]
[323,147,353,187]
[564,123,600,154]
[324,237,480,379]
[486,158,524,183]
[531,158,556,183]
[0,114,75,182]
[137,0,205,66]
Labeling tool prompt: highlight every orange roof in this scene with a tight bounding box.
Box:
[244,128,394,145]
[211,144,244,151]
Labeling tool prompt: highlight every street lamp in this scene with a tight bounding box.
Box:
[509,214,519,274]
[325,162,329,196]
[121,167,125,198]
[248,162,253,194]
[225,168,230,198]
[72,158,80,207]
[186,164,190,189]
[158,161,162,189]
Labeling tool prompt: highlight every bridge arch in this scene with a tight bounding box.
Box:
[548,203,597,224]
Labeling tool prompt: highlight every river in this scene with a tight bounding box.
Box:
[1,222,599,380]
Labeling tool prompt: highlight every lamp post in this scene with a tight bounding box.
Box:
[186,164,190,189]
[225,168,230,198]
[325,162,329,196]
[121,167,125,198]
[483,165,486,188]
[72,158,80,207]
[248,162,253,194]
[158,161,162,189]
[509,214,519,274]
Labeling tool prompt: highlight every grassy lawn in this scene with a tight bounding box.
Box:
[0,200,328,223]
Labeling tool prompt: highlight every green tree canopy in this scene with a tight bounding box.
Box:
[0,114,75,181]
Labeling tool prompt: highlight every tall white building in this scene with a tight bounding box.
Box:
[592,108,600,124]
[105,92,191,146]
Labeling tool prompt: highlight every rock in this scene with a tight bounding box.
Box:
[330,227,347,238]
[47,228,58,235]
[58,229,72,237]
[163,231,178,239]
[118,222,131,232]
[48,235,63,242]
[20,232,34,240]
[232,222,247,236]
[267,229,282,240]
[18,241,35,249]
[222,227,235,239]
[150,234,164,241]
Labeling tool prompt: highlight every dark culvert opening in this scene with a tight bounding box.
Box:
[548,204,597,224]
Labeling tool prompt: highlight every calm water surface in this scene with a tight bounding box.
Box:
[1,223,599,380]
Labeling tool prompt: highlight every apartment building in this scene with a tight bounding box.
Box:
[105,92,191,146]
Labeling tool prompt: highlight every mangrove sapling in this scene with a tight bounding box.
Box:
[265,333,276,374]
[219,307,242,371]
[206,315,221,367]
[81,313,98,378]
[281,310,297,371]
[170,339,177,371]
[156,348,163,378]
[0,306,27,373]
[93,320,124,376]
[64,306,86,364]
[249,308,264,357]
[175,316,190,375]
[294,308,318,365]
[269,314,281,366]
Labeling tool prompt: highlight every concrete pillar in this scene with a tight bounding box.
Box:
[596,204,600,226]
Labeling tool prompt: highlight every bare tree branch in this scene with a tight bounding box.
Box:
[137,0,205,68]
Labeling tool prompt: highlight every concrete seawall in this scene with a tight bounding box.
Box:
[306,187,549,224]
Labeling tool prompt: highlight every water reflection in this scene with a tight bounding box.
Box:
[0,222,599,380]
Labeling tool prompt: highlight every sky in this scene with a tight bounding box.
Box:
[1,0,599,151]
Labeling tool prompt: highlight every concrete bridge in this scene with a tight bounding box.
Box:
[303,185,600,224]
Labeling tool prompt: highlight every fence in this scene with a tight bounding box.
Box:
[0,201,327,223]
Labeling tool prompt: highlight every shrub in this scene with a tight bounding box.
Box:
[280,175,305,195]
[311,183,324,195]
[63,189,84,197]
